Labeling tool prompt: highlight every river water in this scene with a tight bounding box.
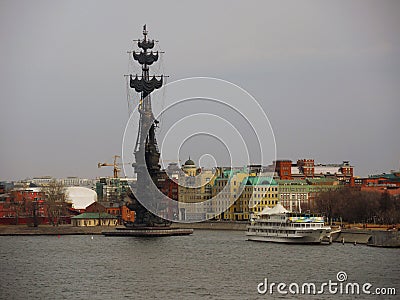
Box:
[0,230,399,299]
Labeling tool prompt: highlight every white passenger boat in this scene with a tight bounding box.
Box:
[246,203,332,244]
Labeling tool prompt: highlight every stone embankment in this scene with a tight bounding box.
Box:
[1,222,399,247]
[333,229,400,247]
[0,222,246,236]
[0,225,106,236]
[171,221,247,231]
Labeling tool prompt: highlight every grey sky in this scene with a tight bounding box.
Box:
[0,0,399,180]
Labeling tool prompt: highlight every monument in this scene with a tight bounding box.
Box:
[103,25,192,237]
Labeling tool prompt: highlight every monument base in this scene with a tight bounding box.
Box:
[102,226,193,237]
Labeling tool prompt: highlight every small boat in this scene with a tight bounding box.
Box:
[246,203,332,244]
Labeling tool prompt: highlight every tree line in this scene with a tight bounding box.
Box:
[313,187,400,225]
[40,180,69,226]
[6,180,69,226]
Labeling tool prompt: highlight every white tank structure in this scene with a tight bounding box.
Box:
[66,187,97,210]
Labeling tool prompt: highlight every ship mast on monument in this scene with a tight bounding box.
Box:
[131,24,162,176]
[102,25,193,236]
[127,25,170,227]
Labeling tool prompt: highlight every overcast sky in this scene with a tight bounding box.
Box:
[0,0,399,180]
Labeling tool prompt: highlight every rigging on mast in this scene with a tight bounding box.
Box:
[126,24,171,227]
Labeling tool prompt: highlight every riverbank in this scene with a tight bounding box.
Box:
[0,221,245,236]
[0,224,106,236]
[171,221,247,231]
[1,222,399,247]
[335,229,400,247]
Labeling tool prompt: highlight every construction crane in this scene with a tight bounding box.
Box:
[161,159,181,163]
[97,155,128,178]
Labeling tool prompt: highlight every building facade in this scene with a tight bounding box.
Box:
[178,159,217,221]
[228,176,278,221]
[71,212,118,226]
[211,168,249,220]
[274,159,354,185]
[276,179,310,212]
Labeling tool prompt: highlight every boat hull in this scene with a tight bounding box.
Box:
[246,229,329,244]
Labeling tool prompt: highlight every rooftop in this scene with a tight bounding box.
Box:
[243,176,277,186]
[275,179,308,185]
[71,212,117,219]
[183,158,196,166]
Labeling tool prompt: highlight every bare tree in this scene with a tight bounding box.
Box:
[9,192,23,225]
[314,187,398,224]
[41,180,68,226]
[313,189,336,224]
[379,191,400,224]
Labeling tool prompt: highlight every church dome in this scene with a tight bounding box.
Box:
[184,158,196,166]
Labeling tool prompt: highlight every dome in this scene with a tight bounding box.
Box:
[66,187,97,210]
[184,158,196,166]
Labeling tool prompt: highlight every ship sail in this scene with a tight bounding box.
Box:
[129,75,163,94]
[132,51,159,65]
[138,39,155,50]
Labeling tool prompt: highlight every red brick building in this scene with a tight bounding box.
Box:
[274,159,354,185]
[0,189,46,217]
[85,201,107,213]
[297,159,315,177]
[274,160,292,179]
[358,171,400,188]
[85,201,135,224]
[0,189,51,224]
[360,186,400,197]
[157,175,179,220]
[355,170,400,198]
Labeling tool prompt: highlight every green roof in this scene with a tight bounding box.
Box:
[369,173,400,182]
[221,167,248,178]
[276,179,308,185]
[243,176,277,186]
[71,212,117,219]
[306,178,338,184]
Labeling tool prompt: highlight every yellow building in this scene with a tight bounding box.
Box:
[213,173,278,221]
[71,212,118,226]
[181,157,197,176]
[211,168,248,220]
[178,159,217,221]
[246,176,279,217]
[178,162,279,221]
